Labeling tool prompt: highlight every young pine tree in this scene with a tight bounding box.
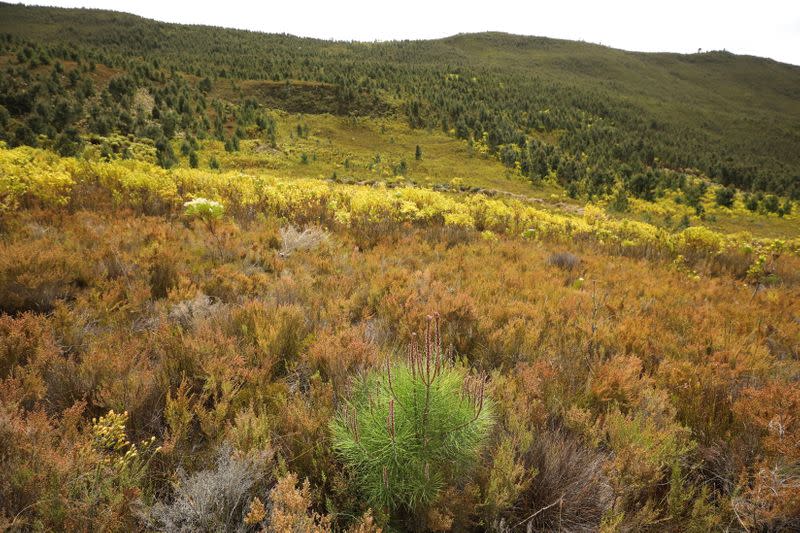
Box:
[331,314,492,524]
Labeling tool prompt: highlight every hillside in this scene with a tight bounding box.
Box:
[1,2,800,199]
[1,3,800,532]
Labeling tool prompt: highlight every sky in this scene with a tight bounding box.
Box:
[24,0,800,66]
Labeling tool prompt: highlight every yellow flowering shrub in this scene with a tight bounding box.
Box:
[91,410,159,474]
[0,146,76,210]
[676,226,725,258]
[0,145,794,264]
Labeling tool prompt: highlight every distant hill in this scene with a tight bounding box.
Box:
[1,2,799,197]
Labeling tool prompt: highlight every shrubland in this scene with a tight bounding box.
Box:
[2,2,800,201]
[1,3,800,530]
[1,139,799,531]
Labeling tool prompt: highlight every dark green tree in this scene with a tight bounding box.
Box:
[714,186,736,208]
[763,194,780,213]
[155,137,177,168]
[53,127,83,157]
[744,193,759,212]
[198,76,212,94]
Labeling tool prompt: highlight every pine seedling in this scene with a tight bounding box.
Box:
[331,314,493,517]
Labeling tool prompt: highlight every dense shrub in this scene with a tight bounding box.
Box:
[148,251,180,299]
[546,251,581,272]
[0,144,798,530]
[0,235,92,313]
[266,472,332,532]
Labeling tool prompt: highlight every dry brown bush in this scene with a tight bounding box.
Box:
[513,428,612,532]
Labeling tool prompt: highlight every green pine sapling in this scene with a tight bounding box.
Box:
[331,314,493,523]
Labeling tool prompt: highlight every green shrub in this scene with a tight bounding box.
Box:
[714,186,735,208]
[763,194,780,213]
[184,197,225,257]
[183,197,224,231]
[331,315,493,519]
[744,193,759,212]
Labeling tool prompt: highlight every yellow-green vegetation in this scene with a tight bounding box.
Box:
[170,112,554,197]
[62,108,799,241]
[618,186,800,240]
[2,144,798,260]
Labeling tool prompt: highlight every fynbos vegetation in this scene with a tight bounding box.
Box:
[1,2,799,532]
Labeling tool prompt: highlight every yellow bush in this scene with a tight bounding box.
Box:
[0,145,795,265]
[0,146,75,210]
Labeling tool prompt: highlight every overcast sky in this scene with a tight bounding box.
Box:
[25,1,800,66]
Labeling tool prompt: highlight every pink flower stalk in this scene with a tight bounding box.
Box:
[347,405,360,442]
[409,333,418,378]
[425,316,433,382]
[387,398,395,438]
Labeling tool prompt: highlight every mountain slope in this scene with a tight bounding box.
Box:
[0,2,799,197]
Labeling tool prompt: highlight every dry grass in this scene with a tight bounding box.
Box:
[513,428,612,532]
[0,199,798,530]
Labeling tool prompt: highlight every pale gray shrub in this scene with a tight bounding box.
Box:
[168,293,223,329]
[145,445,272,533]
[279,225,328,257]
[546,251,581,272]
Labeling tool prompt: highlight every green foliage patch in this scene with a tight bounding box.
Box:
[332,316,492,516]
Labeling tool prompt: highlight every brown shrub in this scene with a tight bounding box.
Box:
[306,325,378,390]
[513,427,612,532]
[590,354,649,410]
[734,381,800,463]
[228,301,310,376]
[732,462,800,532]
[148,251,180,299]
[0,312,52,378]
[730,381,800,530]
[0,238,92,313]
[202,263,274,302]
[267,472,332,533]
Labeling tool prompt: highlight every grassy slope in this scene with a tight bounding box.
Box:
[205,111,556,196]
[173,111,799,239]
[440,33,800,168]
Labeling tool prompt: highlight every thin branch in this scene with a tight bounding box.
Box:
[514,495,564,529]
